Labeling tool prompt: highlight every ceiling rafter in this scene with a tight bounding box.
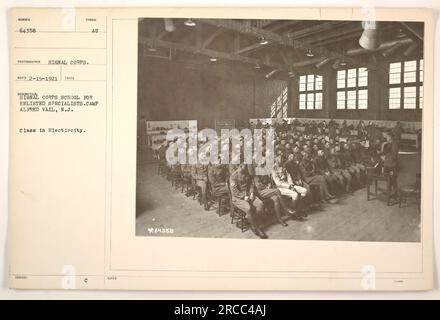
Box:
[284,21,348,40]
[201,28,224,49]
[313,30,363,47]
[400,22,423,42]
[267,20,301,32]
[140,36,285,71]
[305,25,363,45]
[235,42,266,55]
[140,35,339,72]
[194,19,377,70]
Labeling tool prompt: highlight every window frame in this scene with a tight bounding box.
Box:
[336,67,369,110]
[270,86,288,118]
[388,59,423,110]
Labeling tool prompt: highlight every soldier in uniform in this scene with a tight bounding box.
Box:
[207,163,230,213]
[191,162,209,210]
[253,162,293,227]
[282,153,309,216]
[272,157,308,213]
[339,143,361,187]
[299,151,335,203]
[314,149,342,192]
[327,146,349,193]
[229,164,267,239]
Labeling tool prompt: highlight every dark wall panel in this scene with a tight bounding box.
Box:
[137,59,287,129]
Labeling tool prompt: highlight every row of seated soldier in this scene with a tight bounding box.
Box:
[156,118,401,239]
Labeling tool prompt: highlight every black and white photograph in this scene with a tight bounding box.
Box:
[135,17,423,242]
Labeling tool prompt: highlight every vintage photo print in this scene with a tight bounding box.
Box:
[136,18,423,242]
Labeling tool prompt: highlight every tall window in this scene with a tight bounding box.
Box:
[388,59,423,109]
[336,67,368,110]
[299,74,323,110]
[270,86,288,118]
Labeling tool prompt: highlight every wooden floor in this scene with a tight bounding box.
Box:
[136,148,421,242]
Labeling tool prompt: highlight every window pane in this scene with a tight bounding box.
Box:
[337,91,345,109]
[315,92,322,110]
[315,75,323,90]
[419,86,423,109]
[270,103,276,117]
[419,59,424,83]
[282,105,287,117]
[347,90,356,109]
[358,99,368,109]
[307,93,314,110]
[358,68,368,87]
[404,71,416,83]
[337,70,346,88]
[390,62,401,73]
[347,69,356,88]
[404,60,417,83]
[389,62,401,84]
[404,60,417,72]
[358,89,368,100]
[299,93,306,110]
[307,75,314,90]
[299,75,306,91]
[389,87,401,109]
[403,86,417,109]
[358,89,368,109]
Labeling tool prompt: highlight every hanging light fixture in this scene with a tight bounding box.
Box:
[254,63,261,69]
[306,48,314,57]
[259,37,269,45]
[148,44,157,52]
[184,18,196,27]
[288,70,296,78]
[396,28,406,38]
[209,57,217,62]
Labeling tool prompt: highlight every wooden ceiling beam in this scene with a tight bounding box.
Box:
[235,42,268,55]
[195,19,377,70]
[400,22,424,42]
[312,30,363,46]
[140,36,285,71]
[305,25,363,45]
[284,21,347,39]
[201,28,224,49]
[267,20,301,32]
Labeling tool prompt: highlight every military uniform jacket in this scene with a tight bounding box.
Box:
[191,164,208,181]
[299,158,316,178]
[253,174,273,192]
[208,164,228,188]
[229,170,253,199]
[327,154,342,170]
[314,156,331,174]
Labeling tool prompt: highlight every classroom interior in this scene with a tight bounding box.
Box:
[136,18,423,241]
